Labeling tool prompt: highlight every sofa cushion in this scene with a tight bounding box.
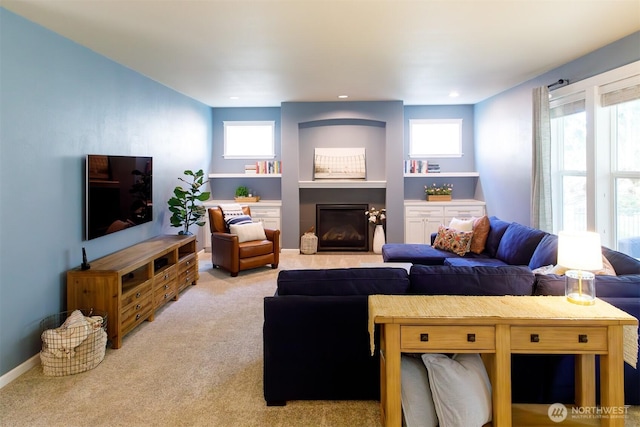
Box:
[535,273,640,298]
[469,216,491,254]
[276,268,410,296]
[409,265,535,296]
[382,243,448,265]
[433,225,474,256]
[485,217,511,257]
[528,233,558,270]
[445,258,509,267]
[602,246,640,275]
[495,223,546,266]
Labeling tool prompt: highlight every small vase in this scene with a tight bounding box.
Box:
[373,224,385,254]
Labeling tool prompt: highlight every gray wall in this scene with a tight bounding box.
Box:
[475,32,640,225]
[0,9,212,377]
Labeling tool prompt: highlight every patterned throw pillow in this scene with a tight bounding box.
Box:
[433,225,474,256]
[219,203,253,230]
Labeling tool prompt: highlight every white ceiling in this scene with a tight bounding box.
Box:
[3,0,640,107]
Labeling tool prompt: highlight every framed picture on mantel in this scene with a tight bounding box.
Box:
[313,147,366,179]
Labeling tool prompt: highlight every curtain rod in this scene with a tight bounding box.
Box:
[548,79,569,90]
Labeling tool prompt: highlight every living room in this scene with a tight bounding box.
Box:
[1,2,639,424]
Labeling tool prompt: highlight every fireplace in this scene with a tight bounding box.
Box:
[316,204,368,251]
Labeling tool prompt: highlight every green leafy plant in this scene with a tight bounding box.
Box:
[168,169,210,235]
[424,183,453,195]
[235,186,249,197]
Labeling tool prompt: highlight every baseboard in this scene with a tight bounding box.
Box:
[0,354,40,390]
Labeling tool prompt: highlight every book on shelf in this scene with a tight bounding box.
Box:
[250,160,281,174]
[404,160,429,174]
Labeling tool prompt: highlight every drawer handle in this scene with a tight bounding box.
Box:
[136,313,141,320]
[164,274,169,280]
[164,284,169,290]
[420,333,429,342]
[579,334,588,343]
[135,304,141,310]
[530,334,540,343]
[467,333,476,342]
[186,261,190,266]
[164,293,169,299]
[136,292,141,298]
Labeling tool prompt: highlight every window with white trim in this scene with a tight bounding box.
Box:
[223,121,275,159]
[549,61,640,258]
[409,119,462,158]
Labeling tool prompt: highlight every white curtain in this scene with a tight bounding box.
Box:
[532,86,553,232]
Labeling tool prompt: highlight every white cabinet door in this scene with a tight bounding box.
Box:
[405,206,444,245]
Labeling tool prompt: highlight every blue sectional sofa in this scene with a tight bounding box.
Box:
[263,217,640,406]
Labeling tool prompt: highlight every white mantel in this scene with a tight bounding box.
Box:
[298,180,386,189]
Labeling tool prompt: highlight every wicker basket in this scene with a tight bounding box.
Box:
[40,309,108,376]
[300,232,318,255]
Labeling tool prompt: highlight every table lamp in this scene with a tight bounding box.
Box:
[557,231,603,305]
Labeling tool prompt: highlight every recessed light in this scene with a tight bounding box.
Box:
[449,91,459,98]
[338,95,349,99]
[229,96,240,100]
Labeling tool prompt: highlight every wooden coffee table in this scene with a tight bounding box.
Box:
[368,295,638,427]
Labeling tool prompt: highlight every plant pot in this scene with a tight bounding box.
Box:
[234,196,260,203]
[427,195,452,202]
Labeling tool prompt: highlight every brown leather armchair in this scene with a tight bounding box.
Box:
[208,206,280,277]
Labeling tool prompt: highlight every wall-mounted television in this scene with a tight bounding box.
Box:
[86,155,152,240]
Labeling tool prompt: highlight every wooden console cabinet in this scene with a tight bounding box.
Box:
[67,235,198,349]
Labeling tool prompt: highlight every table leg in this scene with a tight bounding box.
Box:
[382,324,401,427]
[575,354,596,407]
[600,325,625,427]
[493,324,512,427]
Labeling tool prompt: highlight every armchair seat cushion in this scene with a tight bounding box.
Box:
[239,240,274,258]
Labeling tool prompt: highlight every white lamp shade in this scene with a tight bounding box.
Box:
[557,231,603,271]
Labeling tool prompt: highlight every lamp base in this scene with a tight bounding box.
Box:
[565,270,596,305]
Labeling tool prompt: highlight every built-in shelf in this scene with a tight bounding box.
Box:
[298,180,387,189]
[404,172,479,178]
[209,173,281,178]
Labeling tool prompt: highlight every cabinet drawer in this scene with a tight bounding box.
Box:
[154,284,176,306]
[401,325,495,351]
[153,266,176,289]
[444,206,485,218]
[511,327,607,352]
[405,206,444,218]
[178,267,198,290]
[178,254,197,273]
[250,207,280,217]
[121,281,152,306]
[121,293,153,333]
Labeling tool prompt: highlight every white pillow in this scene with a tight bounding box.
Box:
[401,354,438,427]
[229,222,266,243]
[448,217,474,232]
[421,353,492,427]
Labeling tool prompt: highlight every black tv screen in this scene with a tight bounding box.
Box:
[86,155,152,240]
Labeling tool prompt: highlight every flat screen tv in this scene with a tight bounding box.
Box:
[86,155,152,240]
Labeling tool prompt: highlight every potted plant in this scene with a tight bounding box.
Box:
[168,169,210,235]
[425,183,453,201]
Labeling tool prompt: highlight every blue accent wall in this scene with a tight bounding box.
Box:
[475,32,640,225]
[0,9,212,376]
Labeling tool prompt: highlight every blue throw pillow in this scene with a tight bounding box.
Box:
[528,233,558,270]
[484,217,511,258]
[495,223,546,266]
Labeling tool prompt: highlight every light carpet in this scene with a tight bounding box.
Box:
[0,251,638,427]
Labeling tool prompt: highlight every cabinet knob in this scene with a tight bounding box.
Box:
[467,333,476,342]
[164,284,169,290]
[579,334,588,343]
[136,292,141,298]
[136,314,141,320]
[164,293,169,299]
[135,304,141,310]
[530,334,540,343]
[420,333,429,342]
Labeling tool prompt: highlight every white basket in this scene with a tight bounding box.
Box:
[300,232,318,255]
[40,309,108,376]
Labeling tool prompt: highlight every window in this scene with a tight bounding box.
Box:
[549,61,640,257]
[409,119,462,158]
[223,121,275,159]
